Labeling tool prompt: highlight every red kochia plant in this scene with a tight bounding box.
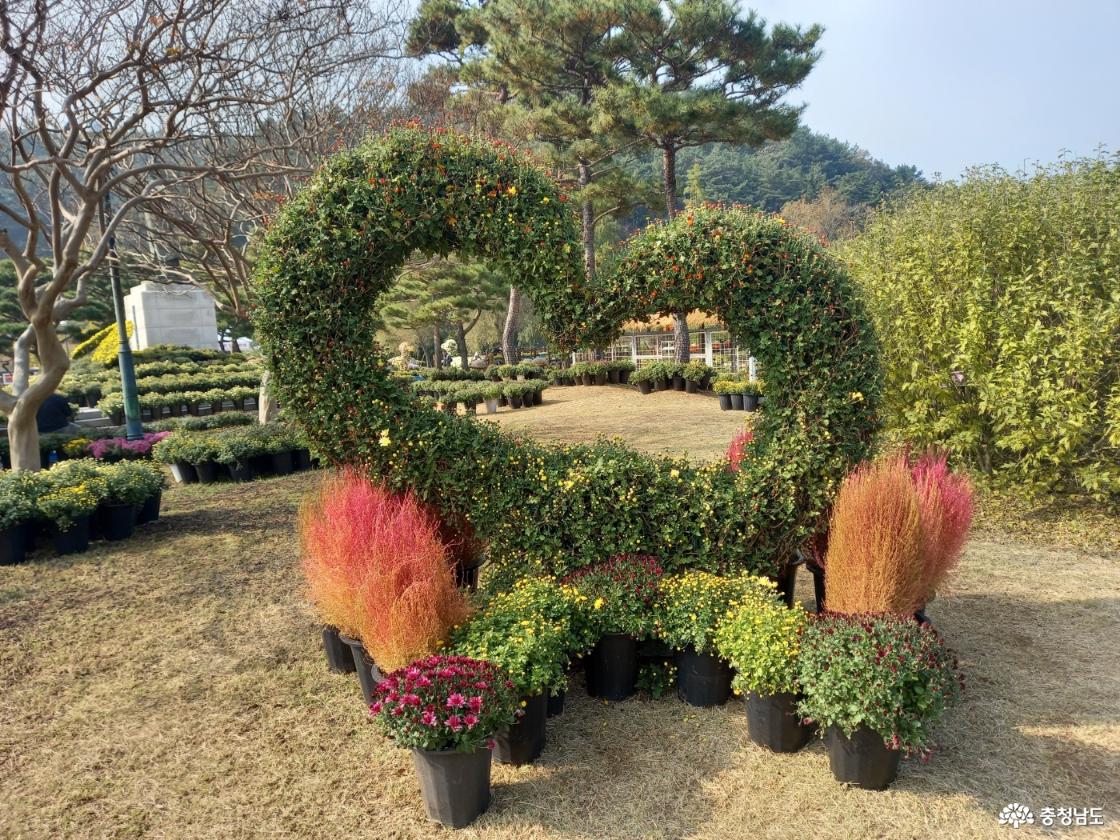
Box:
[299,470,471,670]
[370,655,521,752]
[824,451,974,615]
[726,427,755,472]
[910,450,974,606]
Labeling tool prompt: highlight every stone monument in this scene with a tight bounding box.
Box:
[122,282,221,350]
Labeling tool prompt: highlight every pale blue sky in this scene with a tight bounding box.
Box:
[751,0,1119,178]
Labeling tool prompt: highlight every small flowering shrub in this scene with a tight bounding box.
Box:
[561,554,663,638]
[370,655,520,753]
[825,451,974,614]
[0,470,49,530]
[89,432,172,461]
[97,461,165,506]
[299,470,471,670]
[37,484,100,531]
[797,613,964,757]
[654,570,777,655]
[450,577,588,697]
[715,588,807,696]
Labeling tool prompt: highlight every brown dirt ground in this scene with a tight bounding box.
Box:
[1,389,1118,839]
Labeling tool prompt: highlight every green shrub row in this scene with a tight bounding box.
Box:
[0,459,165,531]
[415,366,487,382]
[151,423,305,466]
[484,363,549,380]
[631,360,714,384]
[411,379,547,404]
[101,369,261,396]
[712,378,764,396]
[145,413,256,432]
[98,386,258,416]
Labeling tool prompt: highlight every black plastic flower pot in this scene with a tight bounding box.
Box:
[339,634,382,705]
[494,692,547,766]
[776,560,801,608]
[581,373,593,386]
[828,725,901,790]
[547,689,566,718]
[454,554,484,591]
[193,461,221,484]
[675,646,733,707]
[730,393,744,410]
[743,394,760,411]
[586,633,638,701]
[227,462,255,482]
[533,390,543,406]
[50,516,91,556]
[595,373,607,386]
[672,374,685,391]
[249,454,274,477]
[509,395,523,409]
[685,380,698,394]
[412,745,492,829]
[170,462,198,484]
[322,626,356,674]
[619,369,631,384]
[607,369,620,384]
[1,522,30,565]
[655,378,670,391]
[637,381,652,395]
[271,450,295,476]
[136,490,162,525]
[746,692,814,753]
[99,503,136,542]
[294,448,313,470]
[718,394,732,411]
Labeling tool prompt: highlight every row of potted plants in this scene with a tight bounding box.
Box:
[152,423,314,484]
[558,360,635,386]
[630,361,714,394]
[62,355,259,405]
[484,363,548,381]
[0,458,166,562]
[98,385,259,424]
[298,449,974,828]
[411,380,548,412]
[712,377,765,410]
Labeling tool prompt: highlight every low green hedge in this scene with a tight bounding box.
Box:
[151,423,304,466]
[98,386,258,416]
[101,370,261,396]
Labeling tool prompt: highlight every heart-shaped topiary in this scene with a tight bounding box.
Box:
[252,123,882,582]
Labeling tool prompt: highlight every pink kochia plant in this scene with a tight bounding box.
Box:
[909,450,974,608]
[370,655,521,753]
[89,431,171,461]
[726,427,755,472]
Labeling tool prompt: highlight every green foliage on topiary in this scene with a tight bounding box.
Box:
[252,125,880,579]
[840,158,1120,497]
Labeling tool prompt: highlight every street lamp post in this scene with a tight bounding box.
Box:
[97,181,144,440]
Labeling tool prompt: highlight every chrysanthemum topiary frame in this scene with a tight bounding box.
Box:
[253,124,882,581]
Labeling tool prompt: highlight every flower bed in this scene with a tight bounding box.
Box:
[152,423,313,484]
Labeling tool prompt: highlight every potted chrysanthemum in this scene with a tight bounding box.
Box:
[715,586,815,752]
[797,613,964,790]
[450,577,582,765]
[0,470,48,565]
[562,554,663,701]
[655,571,777,707]
[370,656,520,829]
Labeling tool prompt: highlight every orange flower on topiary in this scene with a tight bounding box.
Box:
[299,469,471,670]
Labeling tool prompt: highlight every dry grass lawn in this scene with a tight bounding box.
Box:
[2,388,1118,839]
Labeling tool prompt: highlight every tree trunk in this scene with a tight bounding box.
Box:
[433,323,443,370]
[258,368,280,424]
[578,160,596,280]
[11,325,34,397]
[6,402,40,472]
[455,321,469,370]
[502,286,521,364]
[4,317,71,471]
[662,145,690,362]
